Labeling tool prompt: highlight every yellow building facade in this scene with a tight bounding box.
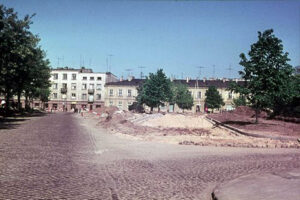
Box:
[104,78,242,113]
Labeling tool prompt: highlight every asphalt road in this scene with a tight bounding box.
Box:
[0,112,299,199]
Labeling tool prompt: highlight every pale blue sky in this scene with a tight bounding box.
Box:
[1,0,300,79]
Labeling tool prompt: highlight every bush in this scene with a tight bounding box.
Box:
[128,102,145,113]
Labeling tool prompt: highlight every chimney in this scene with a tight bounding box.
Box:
[223,78,226,83]
[128,76,134,81]
[120,76,123,81]
[203,77,206,83]
[186,77,190,83]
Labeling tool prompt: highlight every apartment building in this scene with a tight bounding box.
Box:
[49,67,117,111]
[104,77,243,112]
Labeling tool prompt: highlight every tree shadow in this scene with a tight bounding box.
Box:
[0,111,48,130]
[223,120,254,126]
[0,118,27,130]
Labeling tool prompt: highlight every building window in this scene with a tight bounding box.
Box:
[96,94,101,100]
[96,105,101,108]
[97,77,102,81]
[89,83,94,89]
[109,89,113,96]
[96,84,102,90]
[53,93,57,99]
[52,83,58,89]
[82,83,87,90]
[82,93,87,100]
[228,92,233,99]
[128,102,132,105]
[82,76,87,80]
[53,73,58,80]
[128,89,132,97]
[72,74,76,80]
[109,101,113,106]
[118,101,122,108]
[71,83,76,90]
[63,73,67,80]
[197,91,201,99]
[118,89,123,97]
[90,77,94,81]
[71,93,76,99]
[62,83,67,89]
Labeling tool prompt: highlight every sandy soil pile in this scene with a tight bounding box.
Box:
[90,108,300,148]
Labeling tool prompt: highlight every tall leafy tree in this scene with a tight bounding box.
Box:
[0,5,50,113]
[229,29,295,122]
[174,83,194,112]
[137,69,172,112]
[205,86,224,113]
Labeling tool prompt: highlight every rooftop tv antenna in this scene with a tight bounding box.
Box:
[226,64,233,79]
[212,64,216,78]
[125,68,133,77]
[108,54,113,72]
[57,56,63,68]
[138,66,146,79]
[196,66,205,79]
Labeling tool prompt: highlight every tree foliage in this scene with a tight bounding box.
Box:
[0,5,50,114]
[137,69,172,112]
[233,95,247,107]
[173,83,193,112]
[205,86,224,112]
[229,29,296,122]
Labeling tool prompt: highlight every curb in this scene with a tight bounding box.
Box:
[205,116,292,141]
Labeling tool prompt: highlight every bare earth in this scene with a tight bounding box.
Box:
[1,112,300,199]
[95,109,300,148]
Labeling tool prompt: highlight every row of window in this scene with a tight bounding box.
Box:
[52,83,102,90]
[192,91,233,100]
[109,100,132,108]
[109,89,132,97]
[107,89,233,99]
[52,73,102,81]
[52,93,102,100]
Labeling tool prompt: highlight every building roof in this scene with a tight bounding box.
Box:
[105,78,245,88]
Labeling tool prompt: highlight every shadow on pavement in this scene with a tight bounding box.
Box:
[0,111,48,130]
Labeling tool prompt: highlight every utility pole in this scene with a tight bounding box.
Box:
[138,66,146,79]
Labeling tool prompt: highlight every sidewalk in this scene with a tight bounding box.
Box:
[212,169,300,200]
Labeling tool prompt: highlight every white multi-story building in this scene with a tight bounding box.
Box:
[49,67,117,111]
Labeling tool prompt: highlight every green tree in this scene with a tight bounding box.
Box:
[137,69,172,112]
[229,29,295,122]
[174,83,193,112]
[0,5,50,114]
[205,86,224,113]
[233,95,247,107]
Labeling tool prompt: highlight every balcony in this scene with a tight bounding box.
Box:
[88,89,95,94]
[61,88,67,93]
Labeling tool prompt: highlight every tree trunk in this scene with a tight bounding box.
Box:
[5,92,10,116]
[255,108,259,124]
[17,91,21,111]
[150,107,153,113]
[25,95,30,111]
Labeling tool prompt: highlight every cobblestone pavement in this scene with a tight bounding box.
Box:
[0,113,299,199]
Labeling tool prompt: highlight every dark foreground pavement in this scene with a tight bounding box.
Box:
[0,113,299,199]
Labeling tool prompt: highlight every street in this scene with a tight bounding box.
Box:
[0,112,299,199]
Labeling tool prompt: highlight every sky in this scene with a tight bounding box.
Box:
[1,0,300,79]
